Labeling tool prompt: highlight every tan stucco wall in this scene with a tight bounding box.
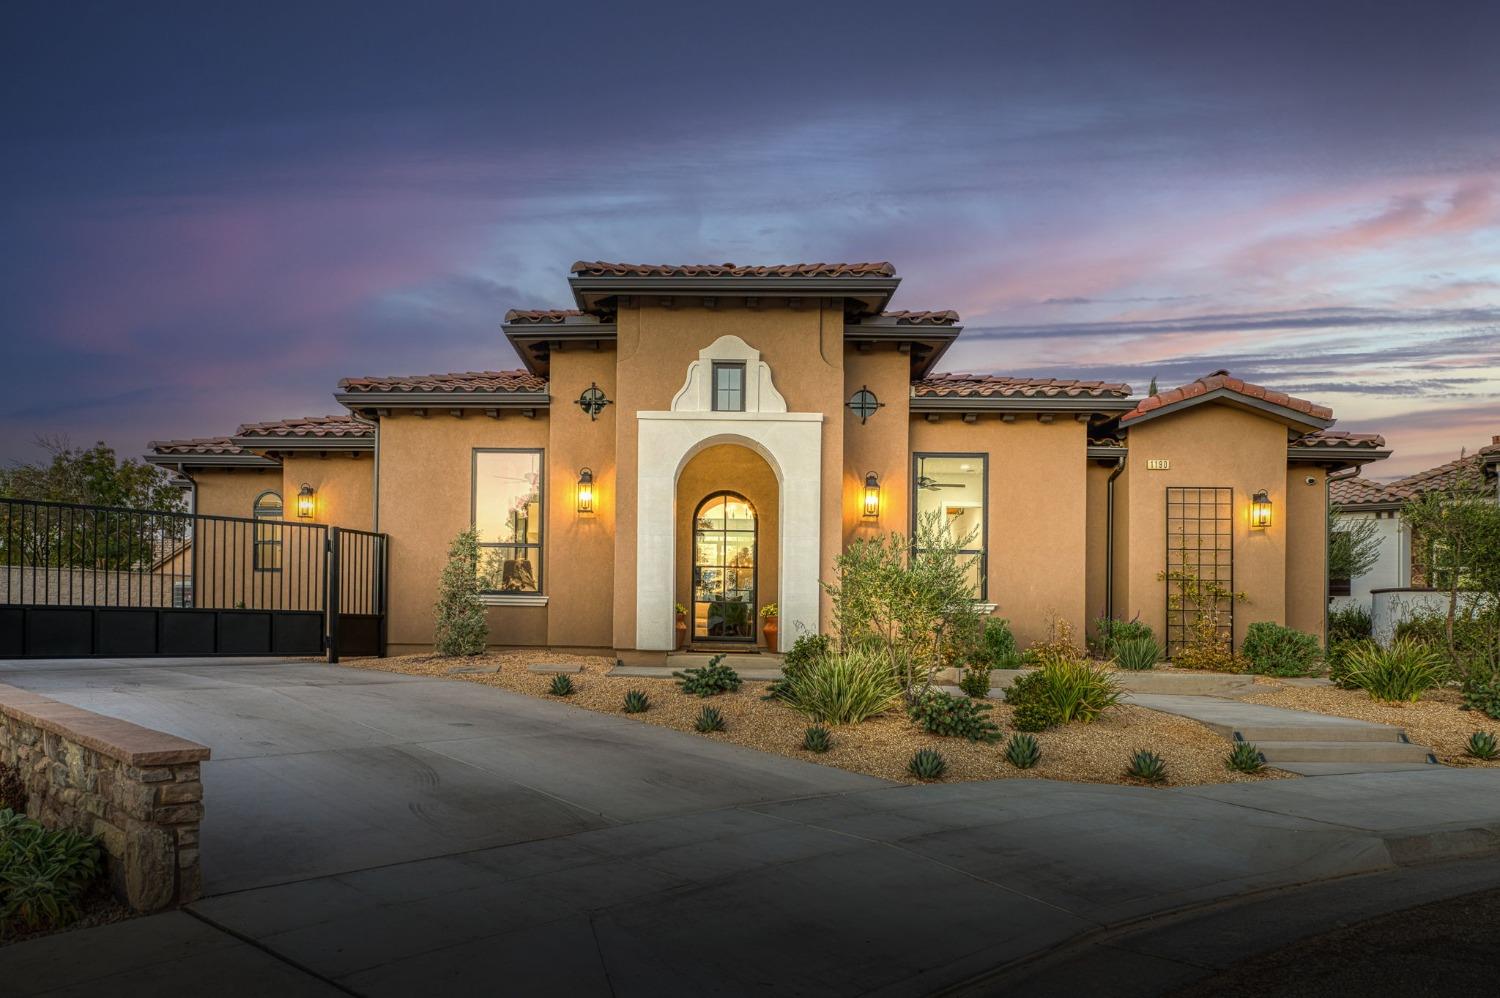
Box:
[378,410,550,652]
[190,467,280,519]
[908,415,1089,648]
[674,444,780,649]
[842,347,911,548]
[279,453,374,530]
[1285,465,1328,641]
[1120,405,1290,650]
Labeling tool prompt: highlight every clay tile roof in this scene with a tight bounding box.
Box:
[1087,437,1126,448]
[337,370,548,394]
[1330,476,1406,506]
[569,261,897,279]
[869,309,961,325]
[503,308,586,324]
[1332,444,1496,506]
[147,436,247,456]
[236,414,372,439]
[1120,369,1333,424]
[911,372,1132,398]
[1292,430,1387,449]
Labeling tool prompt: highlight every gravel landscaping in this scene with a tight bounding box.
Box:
[341,652,1293,787]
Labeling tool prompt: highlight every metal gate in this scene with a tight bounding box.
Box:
[0,497,387,661]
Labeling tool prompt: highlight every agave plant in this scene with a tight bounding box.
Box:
[802,725,833,753]
[907,748,947,780]
[547,674,575,697]
[1003,732,1041,769]
[694,705,727,733]
[622,689,650,714]
[1466,730,1499,761]
[1225,740,1265,774]
[1126,748,1167,784]
[674,654,743,697]
[1112,636,1162,672]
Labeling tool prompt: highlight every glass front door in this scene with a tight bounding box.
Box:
[693,493,756,641]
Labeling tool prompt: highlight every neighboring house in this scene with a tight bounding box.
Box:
[143,260,1389,659]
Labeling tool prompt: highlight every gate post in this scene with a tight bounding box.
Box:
[325,527,341,664]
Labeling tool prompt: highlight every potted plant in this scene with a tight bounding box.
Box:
[674,603,688,650]
[760,603,779,650]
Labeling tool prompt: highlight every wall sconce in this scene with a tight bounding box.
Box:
[577,468,595,514]
[1250,489,1272,529]
[862,471,881,520]
[296,483,316,519]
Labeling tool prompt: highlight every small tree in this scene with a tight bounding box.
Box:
[1159,567,1247,670]
[434,528,487,656]
[1328,505,1382,585]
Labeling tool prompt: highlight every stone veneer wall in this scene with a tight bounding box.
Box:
[0,682,210,911]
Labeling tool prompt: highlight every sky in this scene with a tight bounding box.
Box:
[2,0,1497,480]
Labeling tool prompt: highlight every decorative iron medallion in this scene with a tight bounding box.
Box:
[846,386,883,424]
[576,382,612,420]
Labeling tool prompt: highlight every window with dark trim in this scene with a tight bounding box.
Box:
[911,453,987,599]
[252,491,283,572]
[712,361,746,412]
[473,449,543,594]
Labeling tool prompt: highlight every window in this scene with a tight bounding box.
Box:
[252,491,283,572]
[473,450,543,593]
[911,454,987,599]
[712,362,745,412]
[846,386,882,424]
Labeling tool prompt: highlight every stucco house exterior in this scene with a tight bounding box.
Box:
[146,260,1389,661]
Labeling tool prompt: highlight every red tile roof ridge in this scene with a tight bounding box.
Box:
[570,261,897,278]
[1121,370,1333,424]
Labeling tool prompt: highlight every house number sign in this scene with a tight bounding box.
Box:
[1146,459,1171,470]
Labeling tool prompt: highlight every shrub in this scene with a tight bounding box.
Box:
[1465,730,1499,761]
[1328,604,1373,644]
[1340,637,1449,702]
[1160,568,1246,671]
[1241,622,1322,677]
[1328,638,1377,689]
[1096,616,1154,648]
[1033,659,1124,724]
[547,674,575,697]
[1125,749,1167,784]
[1461,675,1500,720]
[907,690,1001,743]
[622,689,650,714]
[1004,733,1041,769]
[674,655,742,697]
[0,763,24,814]
[780,646,902,725]
[0,809,102,936]
[765,633,833,702]
[802,725,833,753]
[906,748,947,780]
[1004,671,1060,732]
[693,705,727,733]
[1225,741,1265,774]
[958,663,992,699]
[1026,614,1085,666]
[433,528,487,656]
[975,617,1021,669]
[1112,636,1162,671]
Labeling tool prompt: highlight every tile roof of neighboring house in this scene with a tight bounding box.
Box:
[503,308,587,324]
[868,310,961,325]
[1120,370,1333,424]
[1329,476,1407,506]
[148,436,249,456]
[1293,430,1387,449]
[570,261,897,278]
[1331,442,1497,507]
[235,414,372,439]
[911,373,1132,398]
[337,370,548,394]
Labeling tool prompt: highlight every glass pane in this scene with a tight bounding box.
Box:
[696,568,723,600]
[914,456,985,548]
[724,498,754,530]
[727,568,754,600]
[477,545,539,593]
[697,495,726,530]
[475,452,542,544]
[724,532,754,566]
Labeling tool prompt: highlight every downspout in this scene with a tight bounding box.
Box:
[1325,466,1361,651]
[1104,454,1127,622]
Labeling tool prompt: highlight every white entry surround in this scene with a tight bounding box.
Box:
[637,335,823,652]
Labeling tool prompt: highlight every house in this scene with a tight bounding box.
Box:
[145,260,1389,660]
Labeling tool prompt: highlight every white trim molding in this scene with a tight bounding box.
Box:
[480,594,549,607]
[670,334,788,414]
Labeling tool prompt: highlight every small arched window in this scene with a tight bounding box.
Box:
[847,386,882,424]
[253,491,283,572]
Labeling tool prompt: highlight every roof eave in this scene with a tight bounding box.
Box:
[230,435,375,453]
[335,391,551,413]
[568,274,901,314]
[502,322,619,377]
[910,395,1136,414]
[1121,387,1334,433]
[144,453,280,470]
[1287,446,1392,472]
[846,324,961,378]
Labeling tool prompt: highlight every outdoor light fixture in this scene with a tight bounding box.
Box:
[296,483,316,519]
[1250,489,1272,529]
[577,468,595,514]
[862,471,881,520]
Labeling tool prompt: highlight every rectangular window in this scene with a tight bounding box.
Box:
[911,453,987,599]
[473,449,543,594]
[712,362,745,412]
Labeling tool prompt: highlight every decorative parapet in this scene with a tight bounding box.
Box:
[0,683,210,912]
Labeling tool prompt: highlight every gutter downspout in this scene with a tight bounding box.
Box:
[1104,454,1127,622]
[1325,466,1361,651]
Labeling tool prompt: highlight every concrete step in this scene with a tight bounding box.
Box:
[1252,740,1438,765]
[1270,761,1446,776]
[1231,723,1409,744]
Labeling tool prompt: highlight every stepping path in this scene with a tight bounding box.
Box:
[611,651,785,681]
[1129,693,1440,775]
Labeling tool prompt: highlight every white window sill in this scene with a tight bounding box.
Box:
[975,602,997,614]
[480,593,549,607]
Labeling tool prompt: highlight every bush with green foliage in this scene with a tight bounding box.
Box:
[1465,730,1498,761]
[1339,637,1449,702]
[1112,636,1162,671]
[958,663,992,699]
[0,763,24,814]
[779,646,902,724]
[1004,671,1059,732]
[1007,658,1123,725]
[1461,674,1500,720]
[1225,741,1265,774]
[622,689,650,714]
[765,633,833,702]
[1095,616,1155,648]
[907,748,947,780]
[907,690,1002,743]
[1125,749,1167,784]
[1327,638,1377,689]
[1328,604,1373,644]
[1004,732,1041,769]
[1026,614,1086,666]
[1159,568,1246,670]
[802,725,833,753]
[693,705,727,733]
[0,809,102,937]
[1240,621,1322,677]
[975,617,1021,669]
[548,673,575,696]
[674,655,742,697]
[433,528,488,656]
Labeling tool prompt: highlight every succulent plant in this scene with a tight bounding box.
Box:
[907,748,947,780]
[694,705,727,733]
[802,725,833,753]
[622,689,651,714]
[674,654,743,697]
[1225,740,1265,773]
[547,673,575,696]
[1126,748,1167,784]
[1003,732,1041,769]
[1465,730,1499,761]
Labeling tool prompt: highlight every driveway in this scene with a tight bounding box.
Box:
[5,657,1500,996]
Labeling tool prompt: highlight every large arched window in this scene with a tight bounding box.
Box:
[692,492,756,641]
[253,491,283,572]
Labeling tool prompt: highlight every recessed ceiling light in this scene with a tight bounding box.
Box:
[959,463,972,471]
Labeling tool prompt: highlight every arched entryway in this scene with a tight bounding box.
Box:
[691,493,756,641]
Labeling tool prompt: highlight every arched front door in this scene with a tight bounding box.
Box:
[692,492,756,641]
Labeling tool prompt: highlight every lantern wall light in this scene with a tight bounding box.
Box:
[296,483,316,519]
[577,468,595,514]
[1250,489,1272,529]
[862,471,881,520]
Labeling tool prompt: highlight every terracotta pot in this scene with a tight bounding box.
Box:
[762,618,778,651]
[674,613,688,650]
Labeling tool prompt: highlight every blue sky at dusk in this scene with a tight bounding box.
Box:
[3,0,1497,479]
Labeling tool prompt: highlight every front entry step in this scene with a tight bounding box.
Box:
[1252,740,1438,765]
[611,652,784,681]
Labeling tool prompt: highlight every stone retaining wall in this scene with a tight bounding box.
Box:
[0,683,210,911]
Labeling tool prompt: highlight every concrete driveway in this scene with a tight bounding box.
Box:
[5,656,1500,996]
